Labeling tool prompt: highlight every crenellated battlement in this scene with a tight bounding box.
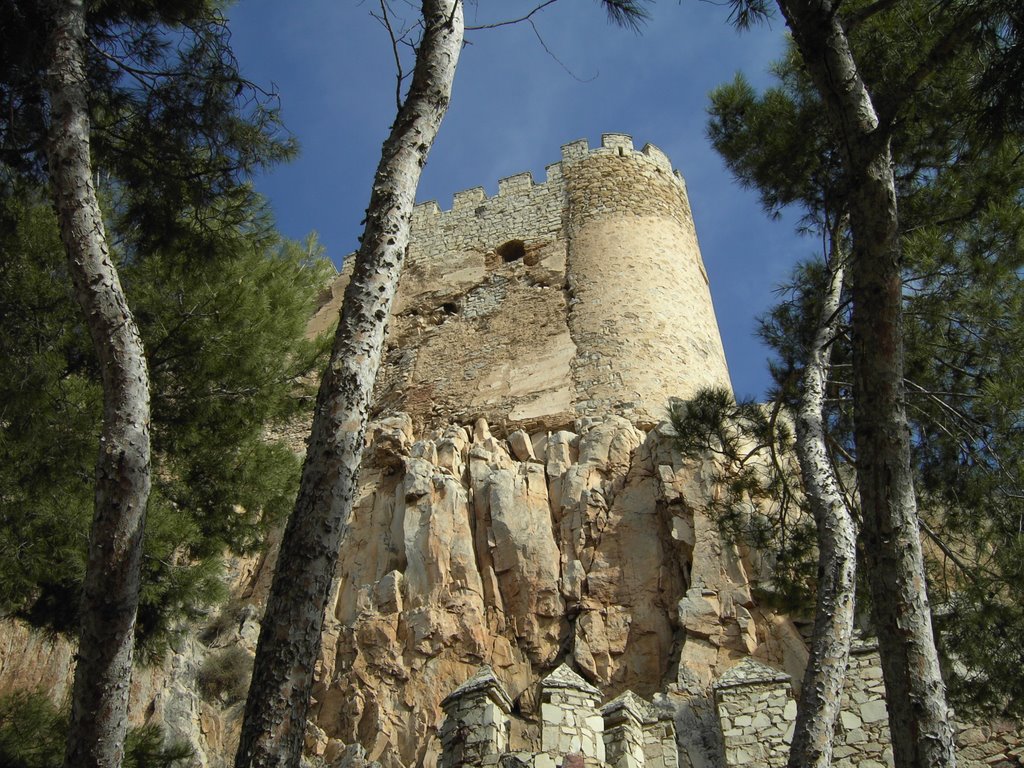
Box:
[412,133,685,226]
[315,132,732,432]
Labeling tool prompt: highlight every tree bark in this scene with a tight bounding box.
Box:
[774,3,956,768]
[44,2,153,767]
[787,233,858,768]
[233,3,463,767]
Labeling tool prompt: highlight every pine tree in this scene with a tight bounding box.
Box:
[712,3,1024,761]
[2,1,302,764]
[0,192,330,646]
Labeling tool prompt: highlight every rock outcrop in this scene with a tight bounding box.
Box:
[294,412,805,768]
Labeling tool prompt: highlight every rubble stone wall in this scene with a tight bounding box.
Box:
[713,662,793,768]
[833,642,892,767]
[439,667,676,768]
[437,654,1024,768]
[715,645,1024,768]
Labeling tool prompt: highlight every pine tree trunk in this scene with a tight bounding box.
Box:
[233,3,463,767]
[787,238,858,768]
[45,2,152,767]
[774,3,956,768]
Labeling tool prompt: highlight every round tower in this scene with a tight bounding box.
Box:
[562,133,732,427]
[317,133,733,432]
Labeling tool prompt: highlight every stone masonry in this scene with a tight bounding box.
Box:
[540,665,606,764]
[310,134,732,432]
[438,650,1024,768]
[439,664,676,768]
[713,659,793,768]
[711,639,1023,768]
[439,667,513,768]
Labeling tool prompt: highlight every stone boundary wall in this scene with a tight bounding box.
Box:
[713,644,1024,768]
[832,641,891,767]
[440,665,676,768]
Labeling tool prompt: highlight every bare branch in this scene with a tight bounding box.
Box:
[372,1,408,111]
[527,19,597,82]
[465,0,559,30]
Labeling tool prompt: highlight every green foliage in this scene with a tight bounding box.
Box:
[598,1,652,32]
[899,141,1024,719]
[197,647,253,706]
[124,725,194,768]
[0,0,295,237]
[707,50,840,226]
[669,388,817,611]
[0,0,320,653]
[0,689,65,768]
[0,190,332,650]
[0,690,191,768]
[708,1,1024,717]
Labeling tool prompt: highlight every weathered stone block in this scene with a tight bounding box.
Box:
[840,711,863,730]
[860,700,888,724]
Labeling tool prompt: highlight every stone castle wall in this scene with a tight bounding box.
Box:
[309,134,732,433]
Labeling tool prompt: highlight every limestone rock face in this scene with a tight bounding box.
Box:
[282,413,807,768]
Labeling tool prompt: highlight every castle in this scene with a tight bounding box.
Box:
[309,132,732,432]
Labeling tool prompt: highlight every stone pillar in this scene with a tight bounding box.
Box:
[602,691,649,768]
[540,664,606,765]
[641,708,678,768]
[713,659,793,768]
[601,689,680,768]
[440,666,514,768]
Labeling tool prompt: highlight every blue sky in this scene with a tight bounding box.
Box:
[226,1,816,401]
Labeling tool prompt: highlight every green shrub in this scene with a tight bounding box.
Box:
[197,647,253,705]
[0,690,64,768]
[0,689,191,768]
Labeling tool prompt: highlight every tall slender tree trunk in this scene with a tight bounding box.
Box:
[233,3,463,767]
[45,1,152,767]
[774,3,956,768]
[787,232,858,768]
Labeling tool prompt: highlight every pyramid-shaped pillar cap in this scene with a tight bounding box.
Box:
[712,658,791,692]
[441,665,514,713]
[601,690,656,725]
[540,663,601,698]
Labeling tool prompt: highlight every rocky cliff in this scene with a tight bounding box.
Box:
[297,411,808,768]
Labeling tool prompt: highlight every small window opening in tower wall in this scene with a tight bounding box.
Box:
[495,239,526,263]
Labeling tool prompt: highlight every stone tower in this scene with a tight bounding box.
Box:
[310,133,732,432]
